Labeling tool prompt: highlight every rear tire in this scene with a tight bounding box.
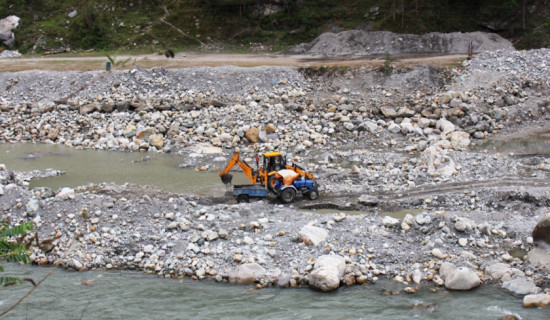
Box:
[308,189,319,200]
[279,188,297,204]
[237,194,249,203]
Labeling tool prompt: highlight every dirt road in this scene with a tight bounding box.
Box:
[0,52,466,72]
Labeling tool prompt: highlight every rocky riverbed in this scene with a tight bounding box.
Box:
[1,46,550,306]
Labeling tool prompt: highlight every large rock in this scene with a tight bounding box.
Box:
[358,194,379,206]
[380,107,397,118]
[56,187,75,200]
[449,131,471,150]
[523,293,550,308]
[228,263,266,285]
[245,127,259,143]
[439,262,457,281]
[26,198,40,217]
[148,134,163,149]
[502,277,541,296]
[422,146,457,177]
[382,216,400,228]
[299,225,328,246]
[436,118,455,135]
[532,215,550,245]
[527,244,550,270]
[444,267,481,290]
[309,255,346,292]
[0,15,20,46]
[485,262,512,280]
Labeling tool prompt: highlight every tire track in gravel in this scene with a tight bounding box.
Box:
[373,177,550,202]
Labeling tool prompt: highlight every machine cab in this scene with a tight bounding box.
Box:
[262,152,286,173]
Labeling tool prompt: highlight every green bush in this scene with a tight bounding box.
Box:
[68,8,110,50]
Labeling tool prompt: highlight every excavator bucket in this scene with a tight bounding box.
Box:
[221,173,233,185]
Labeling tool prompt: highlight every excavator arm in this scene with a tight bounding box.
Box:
[219,153,258,185]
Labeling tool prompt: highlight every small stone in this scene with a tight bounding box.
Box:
[432,248,447,259]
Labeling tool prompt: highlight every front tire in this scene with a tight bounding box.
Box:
[308,189,319,200]
[279,187,297,204]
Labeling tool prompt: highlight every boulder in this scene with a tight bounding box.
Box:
[422,146,457,177]
[124,124,136,138]
[502,277,541,296]
[485,262,512,280]
[532,215,550,245]
[357,120,378,134]
[358,194,379,206]
[309,255,346,292]
[523,293,550,308]
[148,134,163,149]
[299,225,328,246]
[527,244,550,270]
[382,216,400,228]
[380,107,397,118]
[276,273,290,288]
[439,262,457,281]
[262,124,277,134]
[56,187,75,200]
[26,198,40,217]
[444,267,481,290]
[245,127,259,143]
[436,118,455,135]
[229,263,266,285]
[449,131,471,150]
[387,122,401,133]
[136,127,155,140]
[0,15,20,46]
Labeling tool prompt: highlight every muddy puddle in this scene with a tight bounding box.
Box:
[471,130,550,156]
[0,143,249,196]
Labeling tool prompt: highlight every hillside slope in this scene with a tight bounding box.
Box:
[0,0,549,53]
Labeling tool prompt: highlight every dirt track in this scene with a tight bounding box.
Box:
[0,52,467,72]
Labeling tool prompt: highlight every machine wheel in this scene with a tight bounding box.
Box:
[279,187,297,204]
[308,189,319,200]
[267,175,281,195]
[237,194,249,203]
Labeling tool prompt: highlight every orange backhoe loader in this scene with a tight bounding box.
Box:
[219,150,319,203]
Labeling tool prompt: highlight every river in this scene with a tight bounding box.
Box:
[2,264,549,320]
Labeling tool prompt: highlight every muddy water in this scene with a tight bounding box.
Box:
[471,130,550,155]
[0,143,249,196]
[1,264,548,320]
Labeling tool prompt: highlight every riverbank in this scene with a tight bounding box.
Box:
[1,47,549,308]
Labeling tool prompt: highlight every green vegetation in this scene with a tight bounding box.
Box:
[382,52,393,75]
[0,0,549,53]
[0,221,34,286]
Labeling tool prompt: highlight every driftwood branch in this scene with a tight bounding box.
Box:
[0,267,56,317]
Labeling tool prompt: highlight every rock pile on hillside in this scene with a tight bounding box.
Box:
[287,30,514,57]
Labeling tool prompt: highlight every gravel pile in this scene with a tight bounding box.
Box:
[287,31,514,57]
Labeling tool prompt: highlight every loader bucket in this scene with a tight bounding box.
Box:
[221,173,233,185]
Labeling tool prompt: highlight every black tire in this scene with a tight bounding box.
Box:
[279,187,297,204]
[308,189,319,200]
[267,175,281,195]
[237,194,249,203]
